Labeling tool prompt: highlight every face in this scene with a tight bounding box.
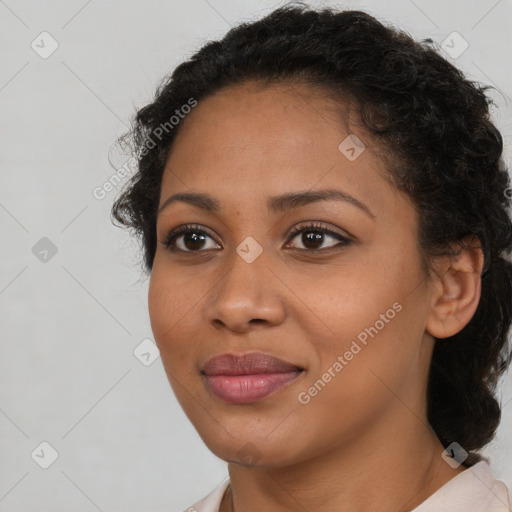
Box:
[148,81,436,468]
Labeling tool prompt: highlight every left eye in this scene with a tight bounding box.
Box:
[287,223,351,251]
[161,222,351,253]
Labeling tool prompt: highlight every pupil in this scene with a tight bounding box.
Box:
[181,230,325,250]
[304,231,323,248]
[185,232,206,250]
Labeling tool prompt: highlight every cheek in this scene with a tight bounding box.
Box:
[308,250,428,399]
[148,272,172,342]
[148,269,196,368]
[295,304,427,444]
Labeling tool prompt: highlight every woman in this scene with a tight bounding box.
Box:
[111,4,512,511]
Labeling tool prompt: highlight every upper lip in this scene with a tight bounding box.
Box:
[201,352,304,376]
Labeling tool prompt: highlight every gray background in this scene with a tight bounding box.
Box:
[1,0,511,511]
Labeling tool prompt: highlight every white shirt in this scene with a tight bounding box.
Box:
[183,461,511,512]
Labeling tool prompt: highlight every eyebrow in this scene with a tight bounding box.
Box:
[158,187,375,219]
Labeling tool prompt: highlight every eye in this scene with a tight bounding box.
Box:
[160,221,352,253]
[285,221,352,251]
[161,224,220,252]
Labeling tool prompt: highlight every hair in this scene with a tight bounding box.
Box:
[111,3,512,460]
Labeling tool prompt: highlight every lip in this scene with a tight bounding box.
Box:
[201,352,305,404]
[202,352,304,376]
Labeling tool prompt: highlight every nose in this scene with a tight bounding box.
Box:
[204,247,287,334]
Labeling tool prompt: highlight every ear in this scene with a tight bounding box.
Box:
[425,236,484,339]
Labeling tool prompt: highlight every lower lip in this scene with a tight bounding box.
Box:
[204,371,303,404]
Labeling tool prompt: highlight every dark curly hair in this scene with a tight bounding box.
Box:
[111,3,512,460]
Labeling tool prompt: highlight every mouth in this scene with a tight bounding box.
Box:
[201,352,306,404]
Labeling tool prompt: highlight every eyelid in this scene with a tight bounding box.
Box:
[161,223,219,247]
[286,220,353,242]
[161,220,353,253]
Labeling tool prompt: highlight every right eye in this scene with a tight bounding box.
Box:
[161,224,220,253]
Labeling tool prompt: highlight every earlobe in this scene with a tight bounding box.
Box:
[425,236,484,339]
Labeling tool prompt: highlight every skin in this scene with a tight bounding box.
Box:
[148,80,484,512]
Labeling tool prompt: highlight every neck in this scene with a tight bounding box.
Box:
[220,409,466,512]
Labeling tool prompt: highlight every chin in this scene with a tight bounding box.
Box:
[202,432,304,469]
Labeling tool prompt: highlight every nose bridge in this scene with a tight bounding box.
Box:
[205,239,285,331]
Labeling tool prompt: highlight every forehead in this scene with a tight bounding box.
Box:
[172,79,354,149]
[158,82,406,218]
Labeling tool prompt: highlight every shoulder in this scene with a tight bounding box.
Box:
[178,463,511,512]
[182,479,230,512]
[413,460,511,512]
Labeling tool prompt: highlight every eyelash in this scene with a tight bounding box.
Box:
[161,221,352,253]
